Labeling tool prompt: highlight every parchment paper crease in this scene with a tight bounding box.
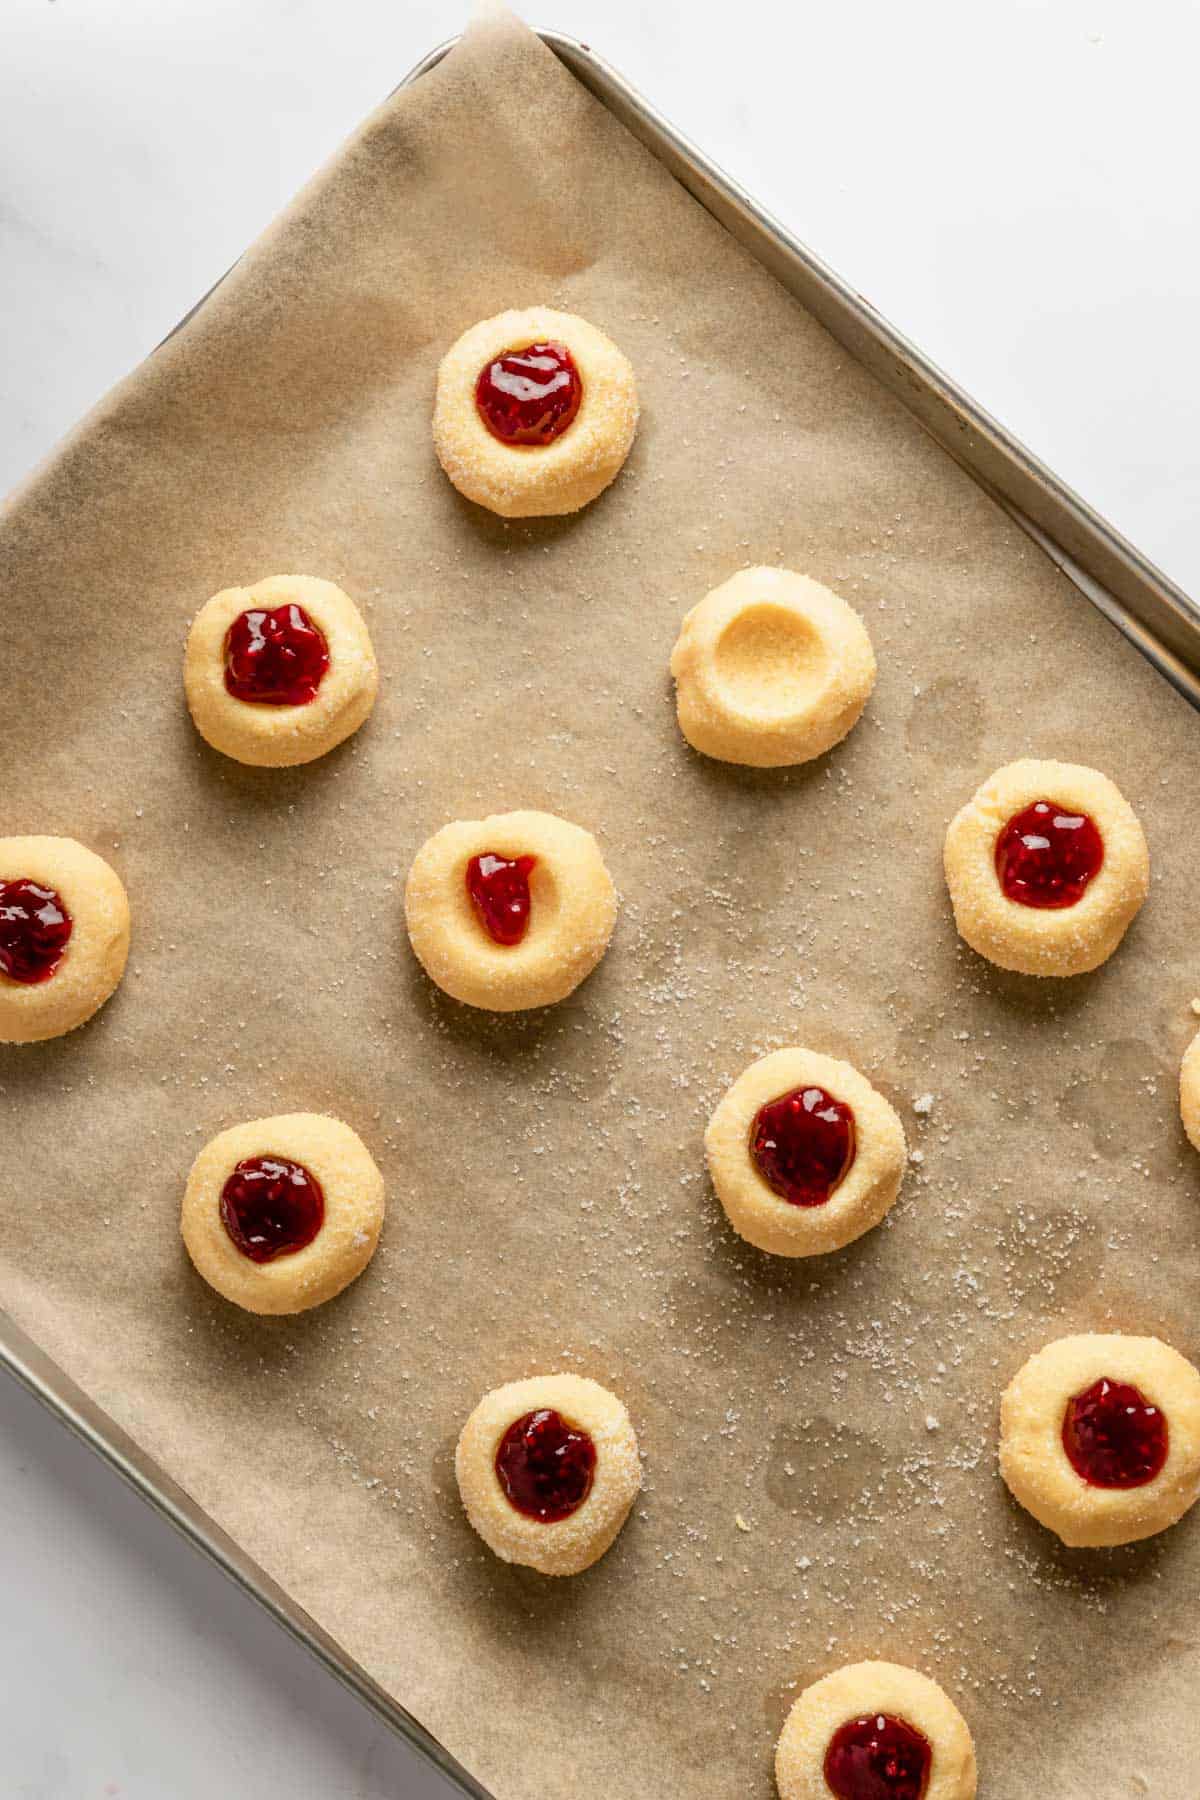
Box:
[2,11,1199,1796]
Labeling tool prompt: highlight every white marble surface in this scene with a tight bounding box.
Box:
[2,2,1199,1795]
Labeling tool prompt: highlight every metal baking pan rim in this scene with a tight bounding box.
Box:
[166,27,1200,707]
[0,1306,493,1796]
[518,30,1200,714]
[5,26,1200,1800]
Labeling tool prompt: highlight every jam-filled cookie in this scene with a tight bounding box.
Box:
[670,567,876,767]
[181,1112,385,1315]
[0,836,130,1043]
[184,575,378,767]
[999,1332,1200,1547]
[432,307,638,518]
[405,809,617,1011]
[705,1047,906,1257]
[775,1660,976,1800]
[944,759,1148,976]
[1180,1026,1200,1153]
[455,1373,640,1576]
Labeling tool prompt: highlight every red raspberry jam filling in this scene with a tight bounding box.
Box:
[494,1408,596,1523]
[0,880,73,984]
[466,853,536,946]
[823,1713,932,1800]
[994,799,1104,909]
[750,1085,856,1207]
[474,342,582,446]
[219,1155,325,1263]
[224,603,330,706]
[1062,1377,1168,1489]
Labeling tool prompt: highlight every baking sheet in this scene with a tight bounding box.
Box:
[2,9,1200,1796]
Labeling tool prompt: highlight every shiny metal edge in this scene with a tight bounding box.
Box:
[489,30,1200,709]
[0,1306,492,1797]
[6,27,1200,1800]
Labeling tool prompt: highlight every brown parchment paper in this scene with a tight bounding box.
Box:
[3,11,1200,1796]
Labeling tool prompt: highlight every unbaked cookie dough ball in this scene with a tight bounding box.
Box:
[432,307,638,518]
[944,758,1148,977]
[999,1333,1200,1547]
[455,1373,640,1576]
[670,567,876,767]
[775,1661,976,1800]
[181,1112,385,1315]
[184,575,378,768]
[705,1047,906,1258]
[1180,1025,1200,1153]
[405,809,617,1011]
[0,836,130,1043]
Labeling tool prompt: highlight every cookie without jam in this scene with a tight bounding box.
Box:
[670,566,876,768]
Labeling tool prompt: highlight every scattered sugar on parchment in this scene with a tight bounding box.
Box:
[105,430,1181,1779]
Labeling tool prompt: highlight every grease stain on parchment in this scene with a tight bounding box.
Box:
[905,673,986,763]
